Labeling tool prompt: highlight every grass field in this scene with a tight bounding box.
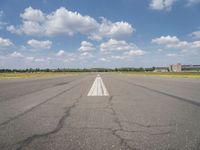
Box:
[116,72,200,78]
[1,72,200,80]
[0,72,84,80]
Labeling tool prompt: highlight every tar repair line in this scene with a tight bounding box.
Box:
[87,74,109,96]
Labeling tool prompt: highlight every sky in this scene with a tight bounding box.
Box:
[0,0,200,69]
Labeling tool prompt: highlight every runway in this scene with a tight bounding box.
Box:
[0,73,200,150]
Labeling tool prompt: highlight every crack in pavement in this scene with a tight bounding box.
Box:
[14,93,174,150]
[122,120,177,133]
[0,78,86,127]
[122,120,176,128]
[63,126,174,137]
[116,78,200,107]
[15,94,83,150]
[106,95,175,150]
[107,96,136,150]
[0,77,79,103]
[117,129,174,136]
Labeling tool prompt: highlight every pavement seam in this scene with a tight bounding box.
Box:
[116,78,200,107]
[15,94,83,150]
[0,77,79,103]
[0,78,87,127]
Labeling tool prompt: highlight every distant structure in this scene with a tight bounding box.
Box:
[169,63,182,72]
[181,65,200,71]
[153,67,168,72]
[153,64,200,72]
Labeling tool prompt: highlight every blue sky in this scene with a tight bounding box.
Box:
[0,0,200,69]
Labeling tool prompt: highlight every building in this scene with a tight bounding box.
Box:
[154,67,168,72]
[182,65,200,71]
[169,63,182,72]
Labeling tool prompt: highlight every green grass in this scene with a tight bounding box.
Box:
[0,72,85,80]
[114,72,200,78]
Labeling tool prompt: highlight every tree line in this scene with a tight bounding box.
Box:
[0,67,156,73]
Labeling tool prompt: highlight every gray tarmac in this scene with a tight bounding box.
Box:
[0,73,200,150]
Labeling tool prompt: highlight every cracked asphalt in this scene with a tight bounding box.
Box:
[0,73,200,150]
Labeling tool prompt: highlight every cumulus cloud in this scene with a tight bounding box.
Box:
[78,41,95,58]
[99,39,145,61]
[7,7,134,40]
[10,51,24,58]
[78,41,95,52]
[149,0,177,11]
[152,35,179,44]
[124,49,145,56]
[152,35,200,53]
[56,50,77,62]
[89,17,134,41]
[20,7,45,22]
[7,7,98,36]
[0,37,13,47]
[56,50,66,57]
[27,39,52,49]
[100,39,144,54]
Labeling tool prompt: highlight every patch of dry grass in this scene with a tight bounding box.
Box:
[0,72,84,80]
[114,72,200,78]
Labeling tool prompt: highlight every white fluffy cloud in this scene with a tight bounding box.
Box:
[56,50,66,57]
[7,7,134,40]
[7,7,98,36]
[99,39,145,61]
[78,41,95,58]
[152,35,200,53]
[100,39,144,54]
[89,17,134,41]
[150,0,200,10]
[10,51,23,58]
[150,0,177,10]
[78,41,95,52]
[152,35,179,44]
[56,50,77,62]
[0,37,13,46]
[124,49,145,56]
[27,39,52,49]
[20,7,45,22]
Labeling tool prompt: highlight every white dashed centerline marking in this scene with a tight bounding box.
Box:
[87,74,109,96]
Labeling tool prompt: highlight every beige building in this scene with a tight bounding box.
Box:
[169,63,182,72]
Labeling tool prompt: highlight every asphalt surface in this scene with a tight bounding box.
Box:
[0,73,200,150]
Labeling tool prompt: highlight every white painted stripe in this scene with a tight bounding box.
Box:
[100,77,109,96]
[87,74,109,96]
